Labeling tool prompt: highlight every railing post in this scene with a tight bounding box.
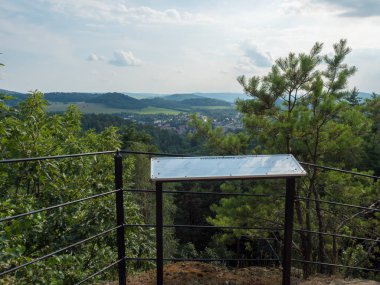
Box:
[115,151,126,285]
[155,181,164,285]
[282,177,295,285]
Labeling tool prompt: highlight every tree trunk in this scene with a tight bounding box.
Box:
[311,182,328,274]
[295,190,312,278]
[332,236,337,275]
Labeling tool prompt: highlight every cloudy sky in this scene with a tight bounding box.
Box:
[1,0,380,94]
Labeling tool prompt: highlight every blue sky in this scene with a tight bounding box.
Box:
[1,0,380,94]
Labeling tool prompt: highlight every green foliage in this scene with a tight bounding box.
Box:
[361,93,380,175]
[190,39,379,278]
[175,242,221,263]
[344,87,362,106]
[0,91,155,283]
[45,92,99,103]
[189,114,250,155]
[86,92,146,110]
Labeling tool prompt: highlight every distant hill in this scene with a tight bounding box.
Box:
[358,92,373,100]
[162,94,205,101]
[85,92,146,110]
[0,89,25,96]
[45,92,99,102]
[124,93,163,99]
[0,89,27,106]
[181,98,230,106]
[140,96,231,111]
[128,92,245,103]
[140,97,188,111]
[1,89,376,114]
[194,93,246,103]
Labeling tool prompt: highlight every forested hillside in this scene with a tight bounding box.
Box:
[1,89,233,113]
[85,92,146,109]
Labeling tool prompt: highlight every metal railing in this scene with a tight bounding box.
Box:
[1,150,379,285]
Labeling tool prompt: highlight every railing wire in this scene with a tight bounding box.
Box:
[1,150,379,282]
[0,225,122,277]
[0,189,122,223]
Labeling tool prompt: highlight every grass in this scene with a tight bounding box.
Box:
[133,106,181,115]
[192,106,233,110]
[47,102,128,114]
[47,102,181,115]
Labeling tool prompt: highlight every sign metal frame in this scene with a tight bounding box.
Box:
[150,154,306,285]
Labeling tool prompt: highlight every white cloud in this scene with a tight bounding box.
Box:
[37,0,212,25]
[240,41,272,68]
[2,0,380,93]
[348,48,380,93]
[311,0,380,17]
[108,50,141,67]
[86,53,106,61]
[283,0,380,17]
[235,57,256,73]
[280,0,342,16]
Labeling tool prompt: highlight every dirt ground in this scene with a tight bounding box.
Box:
[104,262,379,285]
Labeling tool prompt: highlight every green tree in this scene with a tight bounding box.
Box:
[120,122,178,259]
[362,93,380,175]
[191,40,377,278]
[0,91,155,284]
[344,87,362,106]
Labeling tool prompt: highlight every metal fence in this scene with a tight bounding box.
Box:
[0,150,379,285]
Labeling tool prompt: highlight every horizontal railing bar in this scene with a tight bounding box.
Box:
[165,258,280,262]
[125,188,285,198]
[123,223,282,231]
[300,162,380,180]
[294,229,380,243]
[239,236,276,240]
[125,257,156,261]
[124,189,155,193]
[0,151,116,164]
[124,222,379,243]
[292,259,380,273]
[120,150,189,157]
[75,257,125,285]
[124,257,279,262]
[0,189,122,223]
[295,196,380,212]
[3,189,374,224]
[124,258,379,272]
[0,225,121,277]
[167,225,282,231]
[164,190,284,198]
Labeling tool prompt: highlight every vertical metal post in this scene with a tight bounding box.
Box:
[115,151,126,285]
[282,177,296,285]
[156,181,164,285]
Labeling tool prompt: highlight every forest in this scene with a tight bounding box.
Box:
[0,39,379,284]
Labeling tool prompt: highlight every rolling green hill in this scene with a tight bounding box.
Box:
[1,90,232,114]
[181,98,230,106]
[162,93,204,101]
[4,89,373,115]
[45,92,99,102]
[85,92,146,109]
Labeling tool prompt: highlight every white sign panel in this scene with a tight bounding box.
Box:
[151,154,306,181]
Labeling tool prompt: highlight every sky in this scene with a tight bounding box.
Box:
[1,0,380,94]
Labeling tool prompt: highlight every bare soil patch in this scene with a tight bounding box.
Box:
[101,262,379,285]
